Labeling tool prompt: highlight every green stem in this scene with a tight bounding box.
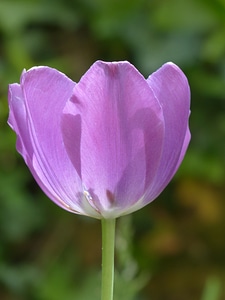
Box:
[101,218,116,300]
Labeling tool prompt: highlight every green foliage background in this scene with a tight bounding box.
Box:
[0,0,225,299]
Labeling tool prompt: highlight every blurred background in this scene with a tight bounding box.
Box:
[0,0,225,299]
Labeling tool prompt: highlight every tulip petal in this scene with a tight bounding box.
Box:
[8,67,100,217]
[144,62,191,202]
[62,61,165,217]
[8,83,32,163]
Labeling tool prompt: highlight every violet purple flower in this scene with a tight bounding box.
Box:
[8,61,190,219]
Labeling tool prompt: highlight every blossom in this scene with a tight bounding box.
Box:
[8,61,190,219]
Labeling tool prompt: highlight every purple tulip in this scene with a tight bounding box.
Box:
[8,61,190,219]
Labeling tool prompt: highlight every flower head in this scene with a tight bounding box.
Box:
[8,61,190,219]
